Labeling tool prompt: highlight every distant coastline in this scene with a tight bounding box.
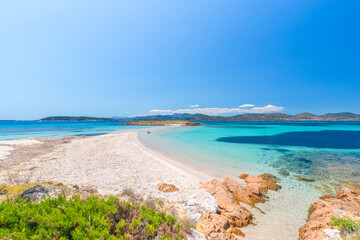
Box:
[34,112,360,122]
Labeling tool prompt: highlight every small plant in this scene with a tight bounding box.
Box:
[122,188,135,197]
[331,216,360,237]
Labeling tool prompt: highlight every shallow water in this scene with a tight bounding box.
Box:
[140,121,360,194]
[139,121,360,239]
[0,121,149,141]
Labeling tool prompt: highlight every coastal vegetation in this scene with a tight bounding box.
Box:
[331,216,360,238]
[0,183,191,240]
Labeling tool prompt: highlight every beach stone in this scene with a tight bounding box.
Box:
[299,188,360,240]
[297,176,316,182]
[157,183,179,193]
[20,185,50,202]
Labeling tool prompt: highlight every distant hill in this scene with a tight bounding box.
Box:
[121,112,360,122]
[40,116,118,121]
[39,112,360,122]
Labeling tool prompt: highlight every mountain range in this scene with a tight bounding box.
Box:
[40,112,360,122]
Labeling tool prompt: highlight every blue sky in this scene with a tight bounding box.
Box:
[0,0,359,119]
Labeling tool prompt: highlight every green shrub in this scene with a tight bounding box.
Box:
[331,216,360,236]
[0,195,188,239]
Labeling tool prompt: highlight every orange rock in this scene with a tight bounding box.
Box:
[238,174,249,179]
[265,181,281,191]
[223,177,254,206]
[244,176,264,184]
[157,183,179,193]
[230,227,245,237]
[246,183,265,203]
[201,179,253,227]
[200,212,231,240]
[259,173,279,183]
[299,188,360,240]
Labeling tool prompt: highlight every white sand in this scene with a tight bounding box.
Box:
[0,139,41,160]
[0,146,14,160]
[0,139,42,146]
[0,131,217,215]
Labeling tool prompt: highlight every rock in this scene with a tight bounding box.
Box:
[230,227,245,237]
[297,176,316,182]
[299,189,360,240]
[182,122,201,126]
[223,177,253,206]
[188,228,207,240]
[200,212,231,240]
[246,183,265,203]
[20,185,50,202]
[244,176,264,184]
[201,179,253,226]
[259,173,279,183]
[81,186,98,194]
[238,174,249,179]
[157,183,179,193]
[265,181,281,191]
[279,169,290,177]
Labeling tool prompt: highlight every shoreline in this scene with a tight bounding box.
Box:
[0,128,323,239]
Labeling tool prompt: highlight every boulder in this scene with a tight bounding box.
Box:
[201,179,253,226]
[265,181,281,191]
[20,185,50,202]
[244,176,264,184]
[200,212,231,239]
[157,183,179,193]
[223,177,253,206]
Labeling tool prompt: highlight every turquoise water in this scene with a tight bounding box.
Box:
[140,121,360,195]
[0,121,149,141]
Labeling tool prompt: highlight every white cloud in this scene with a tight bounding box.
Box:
[149,105,284,116]
[189,105,199,108]
[239,104,255,108]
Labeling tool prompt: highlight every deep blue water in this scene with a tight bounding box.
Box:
[217,130,360,149]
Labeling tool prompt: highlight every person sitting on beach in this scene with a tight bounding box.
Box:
[147,130,151,134]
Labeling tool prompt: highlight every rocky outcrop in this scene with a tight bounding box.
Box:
[199,174,281,239]
[181,122,201,126]
[157,183,179,193]
[299,188,360,240]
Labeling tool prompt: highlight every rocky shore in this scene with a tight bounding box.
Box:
[299,189,360,240]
